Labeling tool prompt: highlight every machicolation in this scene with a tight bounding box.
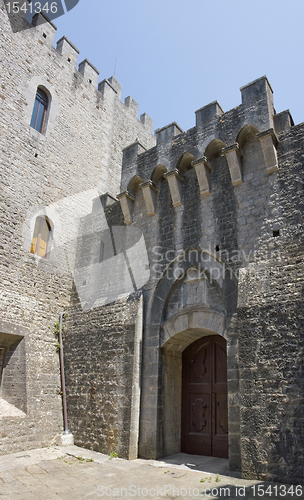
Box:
[0,2,303,485]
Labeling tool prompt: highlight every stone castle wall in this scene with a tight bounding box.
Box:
[64,292,143,460]
[61,74,304,482]
[110,77,303,483]
[0,0,303,485]
[0,0,154,454]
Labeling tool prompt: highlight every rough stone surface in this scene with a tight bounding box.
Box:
[64,293,142,459]
[0,1,303,486]
[113,76,303,484]
[0,0,154,456]
[2,445,300,500]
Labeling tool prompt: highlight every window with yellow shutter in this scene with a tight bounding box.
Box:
[30,217,52,258]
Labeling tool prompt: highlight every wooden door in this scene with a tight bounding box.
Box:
[181,335,228,458]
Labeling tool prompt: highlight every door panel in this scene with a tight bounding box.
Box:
[190,394,211,434]
[181,335,228,458]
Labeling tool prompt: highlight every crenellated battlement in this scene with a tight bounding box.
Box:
[78,58,99,87]
[0,0,155,200]
[155,122,184,144]
[23,10,154,132]
[1,1,304,481]
[56,35,79,67]
[31,11,57,47]
[117,76,294,225]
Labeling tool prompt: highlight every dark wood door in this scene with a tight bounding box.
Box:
[181,335,228,458]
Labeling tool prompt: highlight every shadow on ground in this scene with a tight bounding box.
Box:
[156,452,241,478]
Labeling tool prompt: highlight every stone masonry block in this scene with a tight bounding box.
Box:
[240,75,273,105]
[56,36,79,67]
[117,191,135,225]
[164,169,184,207]
[140,113,153,131]
[223,143,243,186]
[78,59,100,88]
[32,12,57,47]
[192,156,212,197]
[257,129,279,174]
[195,100,224,128]
[124,96,138,115]
[155,122,183,144]
[107,76,122,98]
[140,181,158,216]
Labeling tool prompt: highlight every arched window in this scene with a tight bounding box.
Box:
[30,88,48,134]
[30,217,52,258]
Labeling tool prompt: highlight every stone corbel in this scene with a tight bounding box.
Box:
[139,181,159,216]
[257,128,278,174]
[117,191,135,225]
[164,170,184,207]
[222,143,243,186]
[191,157,212,197]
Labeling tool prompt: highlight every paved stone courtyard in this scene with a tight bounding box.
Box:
[0,446,301,500]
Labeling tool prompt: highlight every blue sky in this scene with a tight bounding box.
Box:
[53,0,304,133]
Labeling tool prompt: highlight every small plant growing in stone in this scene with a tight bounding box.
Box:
[54,321,60,336]
[54,314,67,339]
[77,456,85,462]
[200,478,206,483]
[109,451,118,460]
[216,474,220,482]
[86,458,94,462]
[56,341,61,352]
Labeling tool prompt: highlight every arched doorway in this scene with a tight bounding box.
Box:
[139,250,238,461]
[181,335,228,458]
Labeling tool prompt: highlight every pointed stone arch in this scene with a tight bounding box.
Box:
[24,76,59,138]
[236,124,260,148]
[117,175,143,225]
[139,249,238,459]
[127,174,143,196]
[162,309,226,352]
[151,164,167,184]
[204,139,226,161]
[147,249,237,327]
[176,151,196,172]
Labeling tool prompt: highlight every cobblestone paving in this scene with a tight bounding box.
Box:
[0,446,301,500]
